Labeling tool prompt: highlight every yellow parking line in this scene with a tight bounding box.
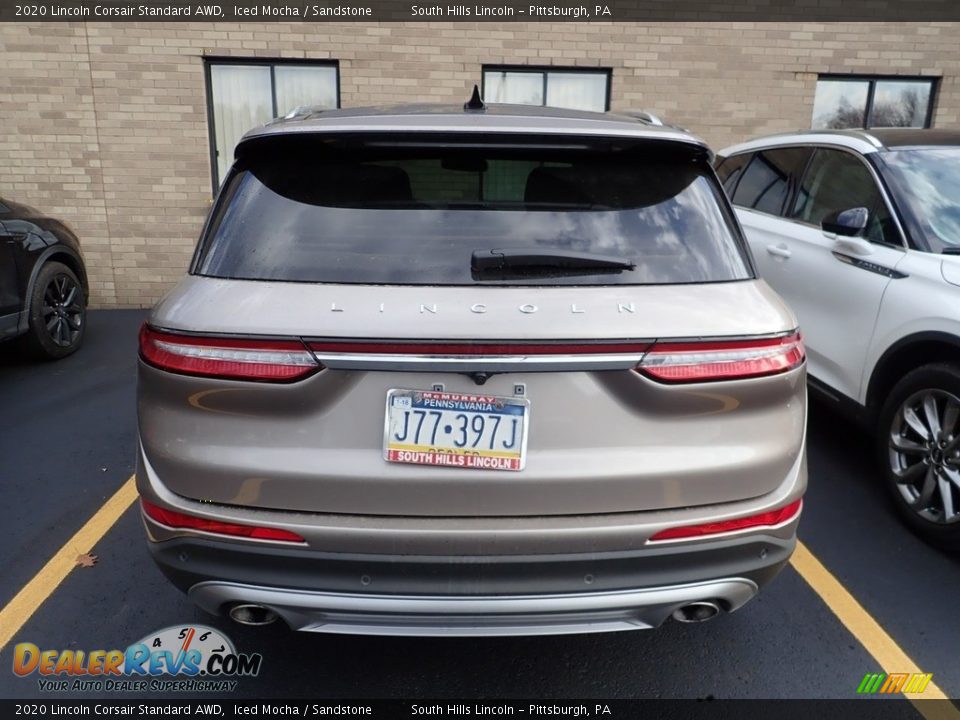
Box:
[791,541,959,717]
[0,475,137,653]
[1,476,957,715]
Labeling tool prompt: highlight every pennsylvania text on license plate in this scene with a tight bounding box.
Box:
[384,389,530,471]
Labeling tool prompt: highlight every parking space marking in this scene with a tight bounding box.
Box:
[2,476,958,712]
[0,475,137,653]
[791,541,959,716]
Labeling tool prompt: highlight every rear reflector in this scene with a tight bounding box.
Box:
[139,325,320,382]
[648,498,803,542]
[141,499,306,543]
[637,331,804,383]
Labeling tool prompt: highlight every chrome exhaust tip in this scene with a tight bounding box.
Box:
[228,603,279,626]
[672,601,721,623]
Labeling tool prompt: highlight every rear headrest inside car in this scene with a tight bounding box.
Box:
[524,163,701,209]
[524,167,592,206]
[255,162,414,206]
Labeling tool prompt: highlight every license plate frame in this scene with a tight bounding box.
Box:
[383,389,530,471]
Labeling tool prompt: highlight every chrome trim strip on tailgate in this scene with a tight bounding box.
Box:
[311,352,646,371]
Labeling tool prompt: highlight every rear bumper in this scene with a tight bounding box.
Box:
[187,578,759,636]
[138,427,804,636]
[145,525,795,636]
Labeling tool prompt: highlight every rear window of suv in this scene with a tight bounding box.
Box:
[195,135,752,286]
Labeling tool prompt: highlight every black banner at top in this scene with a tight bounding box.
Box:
[0,0,959,22]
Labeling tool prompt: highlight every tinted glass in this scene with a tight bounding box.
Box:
[732,148,810,216]
[198,140,751,286]
[879,147,960,253]
[791,149,897,245]
[714,153,751,196]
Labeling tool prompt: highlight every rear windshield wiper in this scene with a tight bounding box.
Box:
[472,248,636,273]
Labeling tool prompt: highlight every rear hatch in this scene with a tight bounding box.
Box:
[138,130,804,518]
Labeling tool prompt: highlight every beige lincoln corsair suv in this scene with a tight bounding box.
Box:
[136,94,807,636]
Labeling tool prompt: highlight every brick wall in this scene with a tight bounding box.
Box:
[1,21,957,307]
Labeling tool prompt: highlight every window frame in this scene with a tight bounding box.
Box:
[813,74,939,130]
[480,64,613,112]
[715,152,754,201]
[787,146,908,249]
[723,144,908,249]
[729,147,814,219]
[203,57,341,194]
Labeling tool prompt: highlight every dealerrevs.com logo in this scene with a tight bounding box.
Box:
[13,625,262,693]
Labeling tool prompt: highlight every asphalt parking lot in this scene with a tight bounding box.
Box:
[1,309,959,706]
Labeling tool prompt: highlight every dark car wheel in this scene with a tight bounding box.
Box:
[877,363,960,551]
[21,261,86,360]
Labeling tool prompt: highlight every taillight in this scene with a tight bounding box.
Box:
[141,499,306,543]
[648,498,803,542]
[139,325,320,382]
[637,331,804,383]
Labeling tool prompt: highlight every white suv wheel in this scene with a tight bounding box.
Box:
[880,364,960,549]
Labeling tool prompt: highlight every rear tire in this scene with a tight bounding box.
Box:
[876,363,960,552]
[20,261,86,360]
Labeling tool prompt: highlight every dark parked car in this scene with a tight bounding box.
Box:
[0,196,88,359]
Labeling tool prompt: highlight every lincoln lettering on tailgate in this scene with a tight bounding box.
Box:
[384,389,530,471]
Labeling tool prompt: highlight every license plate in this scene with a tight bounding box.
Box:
[384,389,529,471]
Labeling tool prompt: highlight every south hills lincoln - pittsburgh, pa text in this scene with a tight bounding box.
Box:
[410,5,611,17]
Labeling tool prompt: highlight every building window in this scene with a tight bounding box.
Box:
[811,75,936,130]
[482,66,610,112]
[205,59,339,189]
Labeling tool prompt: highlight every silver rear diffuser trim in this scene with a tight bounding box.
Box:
[190,578,758,637]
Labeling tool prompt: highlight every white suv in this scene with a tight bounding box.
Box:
[716,129,960,550]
